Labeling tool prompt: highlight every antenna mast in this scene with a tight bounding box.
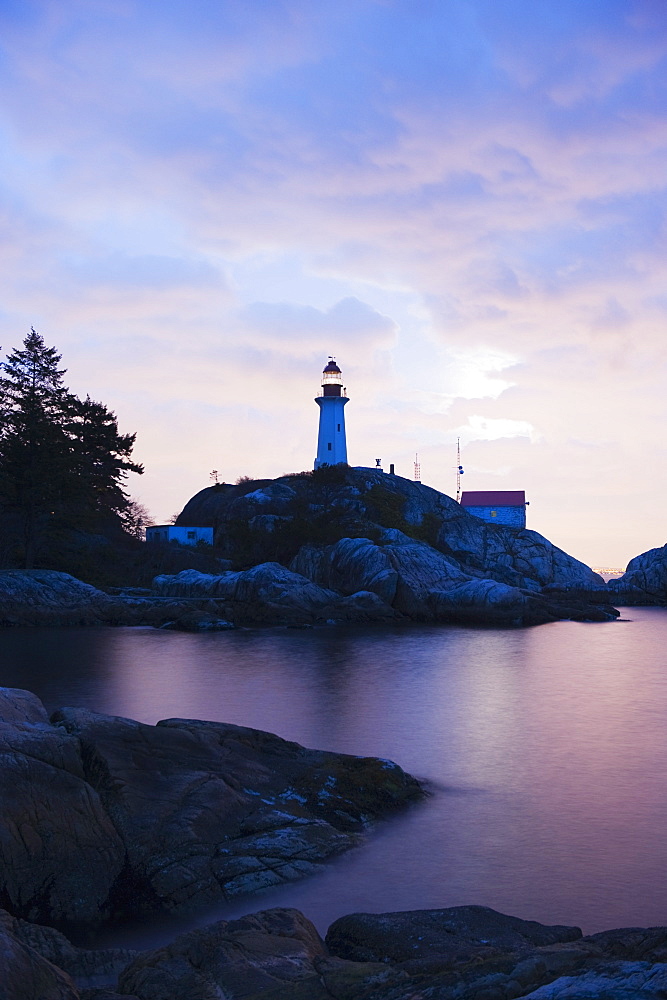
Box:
[456,438,464,503]
[414,452,421,483]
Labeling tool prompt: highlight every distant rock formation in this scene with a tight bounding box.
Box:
[0,470,622,628]
[0,570,112,625]
[607,543,667,604]
[169,468,615,626]
[179,468,603,593]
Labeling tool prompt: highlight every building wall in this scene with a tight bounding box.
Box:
[146,526,213,545]
[464,505,526,528]
[314,395,348,468]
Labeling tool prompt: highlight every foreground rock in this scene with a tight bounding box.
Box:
[0,687,423,930]
[7,903,667,999]
[0,908,134,997]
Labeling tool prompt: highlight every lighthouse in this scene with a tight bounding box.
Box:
[314,358,349,469]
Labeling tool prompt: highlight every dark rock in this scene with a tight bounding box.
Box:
[0,570,114,626]
[151,531,617,629]
[325,904,582,966]
[0,711,126,925]
[0,570,109,608]
[0,686,51,724]
[333,589,398,621]
[291,533,615,627]
[44,703,422,922]
[152,563,341,624]
[0,686,422,931]
[80,992,139,999]
[118,908,329,1000]
[7,899,667,1000]
[159,611,235,631]
[522,960,667,997]
[0,920,79,1000]
[118,907,412,1000]
[0,908,135,989]
[608,543,667,604]
[151,562,400,626]
[580,925,667,962]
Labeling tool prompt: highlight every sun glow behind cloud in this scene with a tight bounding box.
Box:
[1,0,667,565]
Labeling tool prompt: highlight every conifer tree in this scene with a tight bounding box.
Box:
[66,395,143,528]
[0,329,71,566]
[0,328,143,567]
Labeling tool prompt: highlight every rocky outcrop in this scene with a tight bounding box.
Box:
[0,690,127,925]
[112,908,667,999]
[289,531,609,625]
[118,908,332,999]
[607,543,667,604]
[9,903,667,1000]
[0,687,422,930]
[151,562,398,625]
[326,905,582,966]
[152,563,341,622]
[0,570,107,607]
[179,468,604,594]
[154,552,616,626]
[0,908,134,993]
[0,570,116,626]
[167,468,617,626]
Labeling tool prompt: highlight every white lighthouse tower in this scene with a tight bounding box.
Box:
[314,357,349,469]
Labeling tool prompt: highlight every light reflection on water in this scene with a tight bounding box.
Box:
[1,610,667,945]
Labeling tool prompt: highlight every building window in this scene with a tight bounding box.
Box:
[491,511,497,517]
[187,531,196,539]
[337,423,340,431]
[328,442,332,450]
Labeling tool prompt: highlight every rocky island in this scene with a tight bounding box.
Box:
[0,468,623,628]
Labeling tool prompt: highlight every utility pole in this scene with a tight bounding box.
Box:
[456,438,464,503]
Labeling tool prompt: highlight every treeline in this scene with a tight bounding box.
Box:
[0,328,144,568]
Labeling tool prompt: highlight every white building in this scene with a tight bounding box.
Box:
[146,525,213,546]
[314,357,349,468]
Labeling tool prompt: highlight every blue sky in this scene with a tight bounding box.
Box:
[1,0,666,566]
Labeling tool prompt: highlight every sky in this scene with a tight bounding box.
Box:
[1,0,666,569]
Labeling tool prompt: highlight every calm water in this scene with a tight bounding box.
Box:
[1,610,667,944]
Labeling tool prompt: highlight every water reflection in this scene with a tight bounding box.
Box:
[1,612,667,943]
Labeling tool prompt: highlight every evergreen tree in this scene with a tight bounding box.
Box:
[0,329,143,567]
[66,394,143,528]
[0,329,71,566]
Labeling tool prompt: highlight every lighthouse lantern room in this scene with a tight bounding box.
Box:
[314,358,349,469]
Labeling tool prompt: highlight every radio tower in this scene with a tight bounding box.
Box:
[414,452,421,483]
[456,437,464,503]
